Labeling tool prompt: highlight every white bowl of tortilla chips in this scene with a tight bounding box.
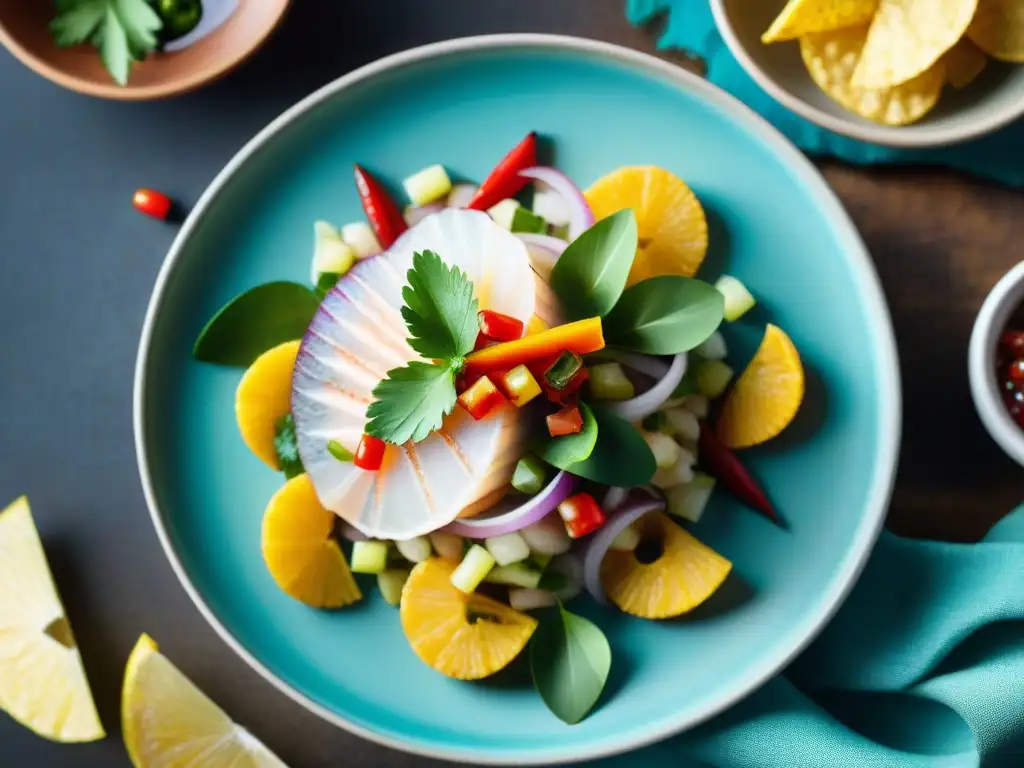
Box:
[712,0,1024,147]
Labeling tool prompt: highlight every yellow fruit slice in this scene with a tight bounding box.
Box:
[584,166,708,285]
[600,512,731,619]
[261,474,361,608]
[123,634,286,768]
[400,559,537,680]
[236,340,301,470]
[0,496,104,742]
[968,0,1024,63]
[717,324,805,450]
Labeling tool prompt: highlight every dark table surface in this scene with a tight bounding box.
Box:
[2,1,1023,766]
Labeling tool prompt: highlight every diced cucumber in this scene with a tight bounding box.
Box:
[589,362,635,401]
[403,164,452,206]
[509,588,557,612]
[609,524,641,552]
[528,552,554,570]
[484,532,531,566]
[341,221,381,259]
[664,408,701,444]
[377,569,409,606]
[643,431,681,470]
[715,275,756,322]
[652,446,697,489]
[642,411,669,433]
[694,331,728,360]
[350,540,389,574]
[487,199,521,230]
[511,207,547,234]
[520,514,572,556]
[695,360,734,399]
[532,187,571,227]
[394,536,432,564]
[428,531,464,562]
[682,394,710,419]
[311,221,356,284]
[485,561,543,589]
[451,545,495,594]
[667,473,717,523]
[511,454,547,495]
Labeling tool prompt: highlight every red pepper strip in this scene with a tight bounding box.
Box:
[698,426,779,526]
[547,404,583,437]
[458,375,507,421]
[467,132,538,212]
[557,492,606,539]
[353,165,407,249]
[354,434,387,471]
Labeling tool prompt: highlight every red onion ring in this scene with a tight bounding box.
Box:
[583,495,666,604]
[442,471,575,539]
[614,351,672,380]
[403,203,445,227]
[519,167,594,240]
[605,353,688,424]
[517,233,568,282]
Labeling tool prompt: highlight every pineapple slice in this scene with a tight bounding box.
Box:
[600,512,731,619]
[0,496,104,742]
[400,559,537,680]
[122,634,286,767]
[235,340,301,470]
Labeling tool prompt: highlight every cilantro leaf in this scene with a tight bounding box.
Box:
[50,0,162,86]
[365,361,459,444]
[401,250,479,360]
[50,1,106,47]
[115,0,162,57]
[273,413,305,479]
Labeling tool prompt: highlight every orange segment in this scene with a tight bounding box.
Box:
[261,474,361,608]
[400,558,537,680]
[600,512,731,619]
[235,340,300,469]
[584,166,708,285]
[717,324,805,449]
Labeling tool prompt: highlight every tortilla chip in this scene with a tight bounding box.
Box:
[762,0,878,43]
[943,37,989,88]
[968,0,1024,62]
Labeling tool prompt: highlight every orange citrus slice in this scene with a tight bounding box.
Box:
[584,166,708,285]
[717,324,805,449]
[261,474,361,608]
[235,340,300,469]
[600,512,731,619]
[400,558,537,680]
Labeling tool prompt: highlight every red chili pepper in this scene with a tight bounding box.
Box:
[353,165,407,249]
[546,404,583,437]
[132,188,172,220]
[457,375,507,420]
[557,492,606,539]
[698,426,779,525]
[477,310,524,347]
[467,132,538,212]
[354,433,387,471]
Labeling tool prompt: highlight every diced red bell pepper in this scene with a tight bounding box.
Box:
[458,375,507,420]
[557,492,606,539]
[467,132,538,212]
[546,404,583,437]
[478,310,524,343]
[354,434,387,471]
[353,165,407,249]
[498,365,542,407]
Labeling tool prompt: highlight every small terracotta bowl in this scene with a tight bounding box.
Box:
[0,1,290,100]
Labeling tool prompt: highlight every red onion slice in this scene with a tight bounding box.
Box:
[605,353,688,424]
[615,352,672,380]
[403,203,445,227]
[443,471,575,539]
[583,495,666,604]
[447,184,479,209]
[519,167,595,240]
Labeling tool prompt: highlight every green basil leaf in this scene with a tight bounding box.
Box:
[273,414,304,479]
[604,276,724,354]
[531,402,598,468]
[550,210,638,320]
[565,405,656,486]
[193,282,319,367]
[530,603,612,724]
[511,207,547,234]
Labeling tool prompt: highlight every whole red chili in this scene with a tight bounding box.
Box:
[353,165,407,249]
[699,426,779,526]
[132,188,172,220]
[467,132,538,212]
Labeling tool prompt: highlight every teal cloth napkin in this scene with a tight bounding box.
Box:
[625,0,1024,187]
[592,506,1024,767]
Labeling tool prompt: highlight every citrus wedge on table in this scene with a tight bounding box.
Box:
[600,512,732,619]
[0,496,104,742]
[261,473,361,608]
[717,324,805,449]
[584,166,708,285]
[123,635,286,767]
[400,558,537,680]
[236,340,300,469]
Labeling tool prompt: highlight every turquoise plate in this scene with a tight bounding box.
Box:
[134,35,900,765]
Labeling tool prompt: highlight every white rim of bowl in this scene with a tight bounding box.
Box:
[709,0,1024,148]
[969,261,1024,466]
[133,33,902,765]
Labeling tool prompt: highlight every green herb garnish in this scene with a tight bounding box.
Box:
[326,439,354,462]
[511,207,547,234]
[315,272,341,300]
[603,276,724,354]
[51,0,163,86]
[564,406,656,487]
[273,414,304,479]
[532,402,599,468]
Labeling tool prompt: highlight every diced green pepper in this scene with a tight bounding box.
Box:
[589,362,635,401]
[544,349,583,390]
[511,454,547,495]
[511,207,547,234]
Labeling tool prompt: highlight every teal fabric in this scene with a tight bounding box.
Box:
[596,506,1024,767]
[625,0,1024,187]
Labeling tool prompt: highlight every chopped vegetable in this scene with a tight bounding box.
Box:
[465,317,605,373]
[589,362,635,401]
[547,405,584,437]
[395,536,433,564]
[667,473,716,523]
[428,531,464,561]
[532,186,571,228]
[468,132,538,212]
[354,434,386,471]
[511,454,547,495]
[377,569,410,605]
[484,532,531,567]
[132,188,172,220]
[715,275,756,322]
[488,199,521,229]
[511,207,547,234]
[509,588,557,612]
[694,331,728,360]
[341,221,382,259]
[403,164,453,206]
[682,394,710,419]
[486,562,544,589]
[520,514,572,555]
[664,408,701,444]
[643,431,681,470]
[311,221,356,285]
[499,365,542,407]
[353,164,407,249]
[478,310,525,344]
[642,411,669,433]
[457,375,507,421]
[609,524,641,551]
[52,0,163,86]
[695,360,734,399]
[450,545,496,594]
[350,541,389,574]
[543,350,583,391]
[652,447,696,488]
[326,439,354,462]
[558,493,607,539]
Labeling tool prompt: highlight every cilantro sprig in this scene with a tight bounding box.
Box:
[365,251,479,445]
